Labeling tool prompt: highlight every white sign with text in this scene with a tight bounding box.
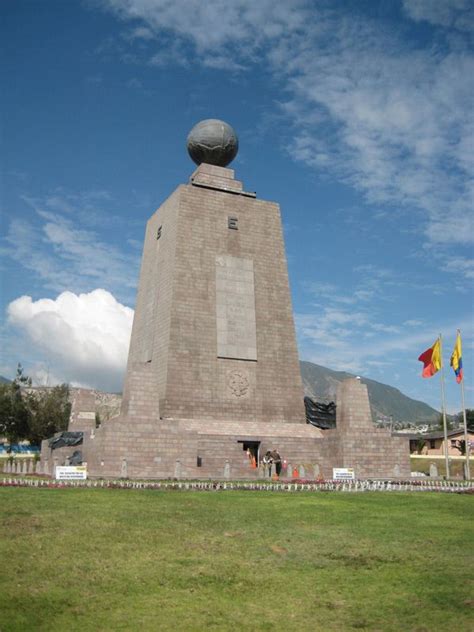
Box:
[333,468,355,480]
[55,466,88,480]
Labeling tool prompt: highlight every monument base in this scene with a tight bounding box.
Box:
[79,417,329,480]
[40,379,411,480]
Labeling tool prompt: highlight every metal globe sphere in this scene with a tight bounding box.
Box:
[187,119,238,167]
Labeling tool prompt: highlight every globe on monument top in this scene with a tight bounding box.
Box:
[187,119,239,167]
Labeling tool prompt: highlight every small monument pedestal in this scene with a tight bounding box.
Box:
[330,378,410,479]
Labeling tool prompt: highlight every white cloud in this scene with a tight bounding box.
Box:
[278,37,474,248]
[297,266,473,377]
[3,192,140,303]
[426,215,474,245]
[100,0,307,57]
[402,0,474,32]
[7,289,133,392]
[303,281,356,305]
[441,256,474,279]
[404,319,424,327]
[295,294,400,374]
[305,265,405,314]
[297,307,474,377]
[97,0,474,281]
[127,26,155,41]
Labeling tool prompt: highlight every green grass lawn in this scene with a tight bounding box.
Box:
[1,489,472,631]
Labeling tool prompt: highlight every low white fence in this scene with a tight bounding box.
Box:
[1,477,472,493]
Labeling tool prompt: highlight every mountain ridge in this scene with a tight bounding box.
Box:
[300,360,439,423]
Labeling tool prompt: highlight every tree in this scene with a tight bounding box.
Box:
[435,413,455,431]
[26,384,71,445]
[465,409,474,431]
[416,439,426,455]
[0,364,32,446]
[454,409,474,432]
[0,365,71,446]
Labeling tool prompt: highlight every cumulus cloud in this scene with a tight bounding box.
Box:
[7,289,133,392]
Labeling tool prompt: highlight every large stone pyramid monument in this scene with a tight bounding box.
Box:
[40,119,410,480]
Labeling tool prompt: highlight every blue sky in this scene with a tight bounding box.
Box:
[1,0,473,413]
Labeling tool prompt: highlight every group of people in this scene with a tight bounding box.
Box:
[262,449,282,477]
[245,446,283,477]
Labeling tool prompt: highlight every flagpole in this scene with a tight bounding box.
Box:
[457,330,471,479]
[460,376,471,479]
[439,334,450,480]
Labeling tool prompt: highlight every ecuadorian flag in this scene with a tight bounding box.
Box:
[418,338,442,378]
[450,332,463,384]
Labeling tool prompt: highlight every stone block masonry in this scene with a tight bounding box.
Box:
[122,162,306,425]
[68,388,96,433]
[39,162,410,480]
[335,378,410,479]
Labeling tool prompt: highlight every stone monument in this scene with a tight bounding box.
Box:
[40,119,410,480]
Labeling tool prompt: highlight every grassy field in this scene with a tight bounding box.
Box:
[1,488,472,632]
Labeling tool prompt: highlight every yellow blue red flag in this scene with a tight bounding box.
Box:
[450,332,463,383]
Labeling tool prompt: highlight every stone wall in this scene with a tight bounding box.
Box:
[335,378,410,478]
[68,388,96,433]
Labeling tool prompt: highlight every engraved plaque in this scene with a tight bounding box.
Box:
[227,370,250,397]
[216,255,257,360]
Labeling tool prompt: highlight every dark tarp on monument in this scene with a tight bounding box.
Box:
[48,432,83,450]
[304,397,336,429]
[68,450,83,465]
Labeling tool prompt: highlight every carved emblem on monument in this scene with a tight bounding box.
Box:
[228,370,250,397]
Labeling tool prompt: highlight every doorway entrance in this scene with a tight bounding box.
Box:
[238,440,261,468]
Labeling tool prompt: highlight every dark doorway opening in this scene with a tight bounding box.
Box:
[238,440,261,467]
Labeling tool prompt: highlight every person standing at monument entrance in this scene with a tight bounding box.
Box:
[270,449,282,477]
[263,451,273,477]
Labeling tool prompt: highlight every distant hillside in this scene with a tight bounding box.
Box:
[0,376,11,384]
[300,361,439,423]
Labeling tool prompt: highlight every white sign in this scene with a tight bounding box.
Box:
[55,466,87,480]
[333,468,355,480]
